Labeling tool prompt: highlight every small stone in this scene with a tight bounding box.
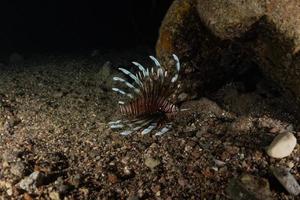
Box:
[151,185,160,194]
[191,149,200,158]
[266,132,297,158]
[18,171,46,193]
[49,191,61,200]
[58,184,71,195]
[108,174,118,184]
[144,157,160,170]
[127,194,139,200]
[2,150,19,163]
[287,161,295,169]
[6,188,13,196]
[10,161,26,177]
[214,159,226,167]
[24,193,33,200]
[53,91,63,98]
[270,166,300,196]
[211,166,218,172]
[178,92,188,102]
[69,174,81,188]
[231,116,254,132]
[79,187,89,197]
[184,123,197,134]
[123,166,131,175]
[178,177,187,187]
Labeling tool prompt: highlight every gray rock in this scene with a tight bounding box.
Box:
[226,174,273,200]
[10,161,26,177]
[270,166,300,196]
[18,171,46,193]
[2,150,18,163]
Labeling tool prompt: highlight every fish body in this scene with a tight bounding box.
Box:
[110,54,181,136]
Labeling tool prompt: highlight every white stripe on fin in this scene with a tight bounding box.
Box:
[171,74,178,83]
[172,54,180,72]
[132,62,147,76]
[112,87,133,99]
[118,101,125,105]
[110,124,124,129]
[108,120,122,125]
[113,77,140,93]
[155,124,172,136]
[141,123,157,135]
[120,130,133,136]
[149,56,161,67]
[112,87,125,95]
[118,68,142,86]
[113,77,134,88]
[157,68,164,78]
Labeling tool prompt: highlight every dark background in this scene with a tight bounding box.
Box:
[0,1,173,53]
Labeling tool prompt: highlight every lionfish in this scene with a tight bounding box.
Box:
[109,54,182,136]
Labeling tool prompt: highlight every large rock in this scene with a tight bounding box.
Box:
[156,0,300,105]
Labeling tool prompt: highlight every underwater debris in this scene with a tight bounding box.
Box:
[109,54,182,136]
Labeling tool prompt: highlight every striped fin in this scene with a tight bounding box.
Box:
[118,101,125,105]
[132,61,147,76]
[120,130,133,136]
[127,118,152,128]
[172,54,180,72]
[171,54,180,83]
[149,56,161,68]
[118,68,143,86]
[113,77,140,93]
[141,123,157,135]
[110,124,124,129]
[108,120,122,125]
[112,87,133,99]
[155,124,172,136]
[157,68,164,78]
[171,74,178,83]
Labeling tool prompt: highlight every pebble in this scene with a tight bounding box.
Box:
[108,174,118,184]
[49,191,61,200]
[266,132,297,158]
[270,166,300,196]
[2,150,19,163]
[178,177,187,187]
[10,161,26,177]
[144,157,160,170]
[178,92,188,102]
[214,159,226,167]
[6,188,13,196]
[53,91,64,98]
[69,174,81,188]
[18,171,45,193]
[287,161,294,169]
[24,193,33,200]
